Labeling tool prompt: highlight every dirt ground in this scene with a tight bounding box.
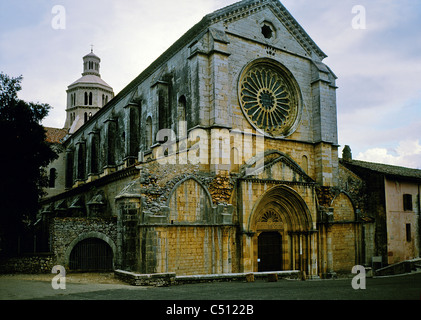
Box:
[0,272,127,285]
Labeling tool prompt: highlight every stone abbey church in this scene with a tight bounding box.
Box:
[38,0,420,278]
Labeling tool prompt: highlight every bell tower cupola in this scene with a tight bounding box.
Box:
[82,47,101,77]
[64,47,114,133]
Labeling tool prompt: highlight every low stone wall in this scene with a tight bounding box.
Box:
[374,258,421,276]
[176,270,301,284]
[114,269,176,286]
[50,217,117,267]
[0,253,56,274]
[115,269,301,286]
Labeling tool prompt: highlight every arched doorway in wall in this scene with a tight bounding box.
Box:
[249,185,315,274]
[69,237,113,271]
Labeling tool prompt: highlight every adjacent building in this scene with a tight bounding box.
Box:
[340,149,421,267]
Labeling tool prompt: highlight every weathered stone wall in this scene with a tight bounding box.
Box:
[131,160,238,275]
[338,163,367,214]
[332,193,355,222]
[330,193,358,273]
[40,166,139,218]
[50,217,117,268]
[211,7,337,143]
[139,225,237,276]
[0,254,55,274]
[315,182,365,275]
[339,162,388,261]
[45,144,67,198]
[168,178,213,223]
[337,162,377,267]
[330,224,356,273]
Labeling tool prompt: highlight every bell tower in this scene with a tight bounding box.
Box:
[82,46,101,77]
[64,48,114,133]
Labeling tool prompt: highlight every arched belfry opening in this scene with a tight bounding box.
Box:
[248,185,316,275]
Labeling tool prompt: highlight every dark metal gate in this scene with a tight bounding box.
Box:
[258,232,282,272]
[69,238,113,271]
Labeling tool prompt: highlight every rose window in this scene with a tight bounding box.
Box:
[239,62,300,137]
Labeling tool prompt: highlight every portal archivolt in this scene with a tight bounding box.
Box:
[249,185,314,273]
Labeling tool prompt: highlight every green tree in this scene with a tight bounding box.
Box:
[0,72,58,256]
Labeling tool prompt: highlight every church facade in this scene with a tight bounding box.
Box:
[38,0,419,278]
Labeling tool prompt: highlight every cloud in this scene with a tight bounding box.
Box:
[0,0,237,128]
[356,140,421,169]
[0,0,208,121]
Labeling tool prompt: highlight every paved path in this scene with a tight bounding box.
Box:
[1,272,420,300]
[1,273,419,318]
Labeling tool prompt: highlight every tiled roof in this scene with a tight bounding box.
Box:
[44,127,68,144]
[340,159,421,180]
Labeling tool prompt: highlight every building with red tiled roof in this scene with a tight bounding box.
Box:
[44,127,68,144]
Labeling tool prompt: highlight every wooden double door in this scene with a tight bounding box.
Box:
[258,232,282,272]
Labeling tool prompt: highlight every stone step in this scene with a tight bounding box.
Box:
[114,269,302,286]
[374,258,421,277]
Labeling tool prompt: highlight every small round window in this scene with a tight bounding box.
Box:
[261,24,273,39]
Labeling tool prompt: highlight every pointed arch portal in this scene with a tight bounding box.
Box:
[247,185,317,275]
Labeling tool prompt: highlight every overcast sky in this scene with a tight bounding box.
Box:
[1,0,420,169]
